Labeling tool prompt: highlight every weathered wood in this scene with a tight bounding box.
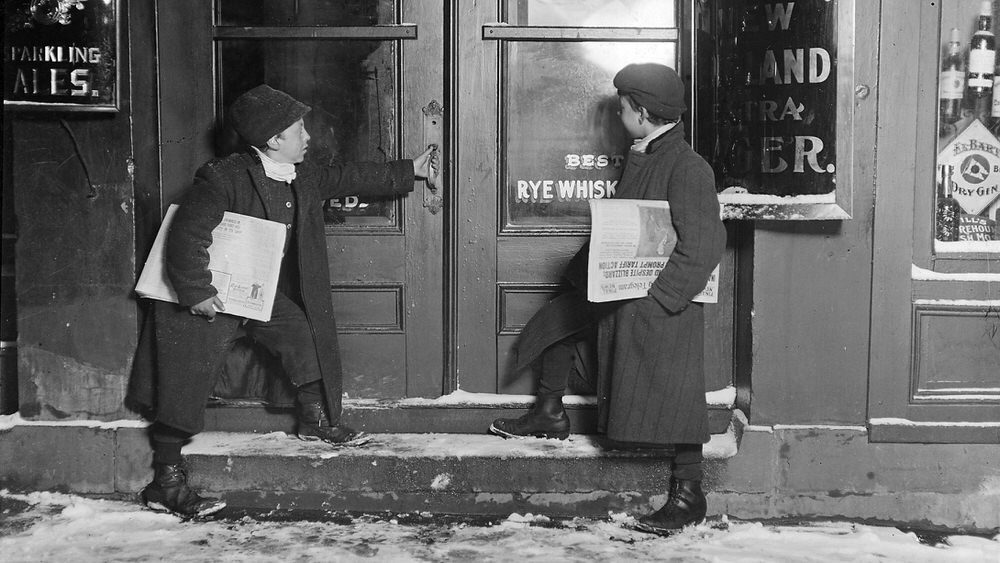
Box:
[869,0,1000,435]
[453,0,501,393]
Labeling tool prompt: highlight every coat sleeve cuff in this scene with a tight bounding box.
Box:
[176,286,218,308]
[392,159,416,193]
[648,283,688,313]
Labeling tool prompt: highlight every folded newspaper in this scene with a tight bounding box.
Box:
[135,204,287,322]
[587,198,719,304]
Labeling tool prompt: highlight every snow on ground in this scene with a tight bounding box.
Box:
[1,490,997,562]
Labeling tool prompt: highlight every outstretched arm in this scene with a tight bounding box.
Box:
[305,146,440,201]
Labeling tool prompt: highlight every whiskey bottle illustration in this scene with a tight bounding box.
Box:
[936,165,962,242]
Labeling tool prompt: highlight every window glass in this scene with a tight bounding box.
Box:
[504,41,675,229]
[936,1,1000,249]
[505,0,674,27]
[702,0,838,199]
[217,0,396,26]
[217,40,399,228]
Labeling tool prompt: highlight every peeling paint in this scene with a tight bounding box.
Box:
[21,346,128,421]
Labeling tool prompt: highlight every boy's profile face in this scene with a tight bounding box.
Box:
[618,95,645,139]
[270,118,311,164]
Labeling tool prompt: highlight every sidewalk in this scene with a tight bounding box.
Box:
[1,490,997,562]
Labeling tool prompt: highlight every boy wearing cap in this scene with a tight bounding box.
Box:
[490,63,725,533]
[130,84,437,517]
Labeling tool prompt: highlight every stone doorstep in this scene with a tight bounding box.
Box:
[204,400,737,436]
[181,424,740,518]
[0,413,742,519]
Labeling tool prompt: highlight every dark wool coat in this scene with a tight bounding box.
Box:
[596,124,726,446]
[129,151,414,434]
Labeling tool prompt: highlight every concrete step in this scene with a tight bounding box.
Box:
[183,421,741,518]
[204,392,737,435]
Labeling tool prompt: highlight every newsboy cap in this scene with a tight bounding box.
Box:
[228,85,311,147]
[613,63,686,120]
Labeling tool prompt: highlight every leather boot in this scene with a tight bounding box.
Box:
[141,463,226,518]
[635,478,707,534]
[296,400,371,447]
[489,396,570,439]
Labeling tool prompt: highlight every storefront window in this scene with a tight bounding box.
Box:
[704,0,839,200]
[216,0,396,26]
[936,0,1000,250]
[216,39,400,229]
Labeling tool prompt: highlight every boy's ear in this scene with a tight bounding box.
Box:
[265,135,280,150]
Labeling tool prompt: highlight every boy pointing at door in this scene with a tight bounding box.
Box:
[130,84,437,517]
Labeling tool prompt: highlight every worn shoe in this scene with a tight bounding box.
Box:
[296,401,372,447]
[141,463,226,518]
[489,396,570,439]
[634,478,707,534]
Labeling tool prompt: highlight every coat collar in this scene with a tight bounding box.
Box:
[643,122,685,154]
[243,150,285,221]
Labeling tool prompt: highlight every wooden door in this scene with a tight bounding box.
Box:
[156,0,445,400]
[449,0,735,399]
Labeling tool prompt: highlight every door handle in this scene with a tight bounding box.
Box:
[422,100,444,214]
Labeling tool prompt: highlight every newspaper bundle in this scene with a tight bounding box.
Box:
[135,204,286,322]
[587,198,719,304]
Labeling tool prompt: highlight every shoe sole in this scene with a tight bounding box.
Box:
[488,423,569,440]
[628,517,706,536]
[297,431,374,447]
[145,499,227,519]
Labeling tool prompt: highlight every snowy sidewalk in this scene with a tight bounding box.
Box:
[1,490,997,562]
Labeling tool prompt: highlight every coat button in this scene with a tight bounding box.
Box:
[285,201,292,208]
[286,224,292,230]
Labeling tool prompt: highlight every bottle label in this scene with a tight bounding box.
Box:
[969,48,997,82]
[992,76,1000,117]
[970,75,994,89]
[941,70,965,99]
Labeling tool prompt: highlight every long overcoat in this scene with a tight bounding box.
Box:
[596,125,726,446]
[129,151,414,434]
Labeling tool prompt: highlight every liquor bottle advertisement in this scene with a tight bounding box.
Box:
[936,120,1000,241]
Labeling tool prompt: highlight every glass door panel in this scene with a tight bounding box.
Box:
[216,0,397,26]
[505,0,675,27]
[216,39,401,230]
[504,41,675,230]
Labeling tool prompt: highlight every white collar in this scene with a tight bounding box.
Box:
[630,121,678,153]
[252,146,297,183]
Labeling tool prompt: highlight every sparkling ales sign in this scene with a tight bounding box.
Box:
[4,0,120,111]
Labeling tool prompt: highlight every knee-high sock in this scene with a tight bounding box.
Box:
[151,423,191,466]
[672,443,704,481]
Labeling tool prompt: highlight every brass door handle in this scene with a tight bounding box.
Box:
[422,100,444,214]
